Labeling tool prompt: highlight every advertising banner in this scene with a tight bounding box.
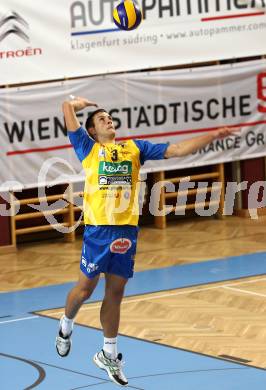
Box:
[0,1,266,84]
[0,59,266,190]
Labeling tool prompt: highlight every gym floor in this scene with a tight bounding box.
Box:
[1,217,266,389]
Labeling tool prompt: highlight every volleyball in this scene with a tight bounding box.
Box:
[113,0,142,31]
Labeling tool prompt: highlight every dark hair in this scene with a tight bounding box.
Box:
[85,108,107,131]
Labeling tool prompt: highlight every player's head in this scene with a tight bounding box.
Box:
[85,109,115,142]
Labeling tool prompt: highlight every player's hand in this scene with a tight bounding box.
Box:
[68,96,98,112]
[213,126,241,139]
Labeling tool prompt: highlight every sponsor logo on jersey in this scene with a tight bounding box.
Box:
[98,175,132,186]
[110,238,132,254]
[86,263,99,273]
[99,161,132,175]
[99,175,108,185]
[98,148,105,158]
[81,257,87,267]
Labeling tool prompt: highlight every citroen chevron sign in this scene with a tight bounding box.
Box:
[0,11,29,42]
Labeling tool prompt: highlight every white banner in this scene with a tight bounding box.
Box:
[0,59,266,190]
[0,1,266,84]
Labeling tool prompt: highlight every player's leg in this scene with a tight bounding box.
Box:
[65,270,100,319]
[93,225,138,385]
[56,225,106,357]
[94,273,128,386]
[56,270,100,357]
[101,273,127,344]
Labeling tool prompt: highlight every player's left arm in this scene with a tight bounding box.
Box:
[164,127,240,158]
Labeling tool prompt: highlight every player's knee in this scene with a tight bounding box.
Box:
[105,286,125,303]
[80,287,92,302]
[75,283,93,302]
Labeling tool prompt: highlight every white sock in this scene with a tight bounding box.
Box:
[103,337,118,360]
[60,315,74,336]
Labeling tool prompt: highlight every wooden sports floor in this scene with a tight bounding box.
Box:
[1,216,266,389]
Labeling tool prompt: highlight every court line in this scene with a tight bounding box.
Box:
[32,359,144,390]
[129,366,248,380]
[0,315,38,325]
[0,352,46,389]
[1,276,265,324]
[223,286,266,298]
[69,367,248,390]
[223,277,266,286]
[46,276,266,315]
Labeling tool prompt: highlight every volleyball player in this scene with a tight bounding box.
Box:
[55,96,238,386]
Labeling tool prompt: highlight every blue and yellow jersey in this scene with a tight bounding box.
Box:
[69,127,168,226]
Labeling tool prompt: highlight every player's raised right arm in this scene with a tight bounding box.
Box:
[62,96,98,132]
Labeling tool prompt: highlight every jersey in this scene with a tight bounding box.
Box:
[69,127,168,226]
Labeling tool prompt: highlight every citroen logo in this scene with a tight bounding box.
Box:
[0,11,29,42]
